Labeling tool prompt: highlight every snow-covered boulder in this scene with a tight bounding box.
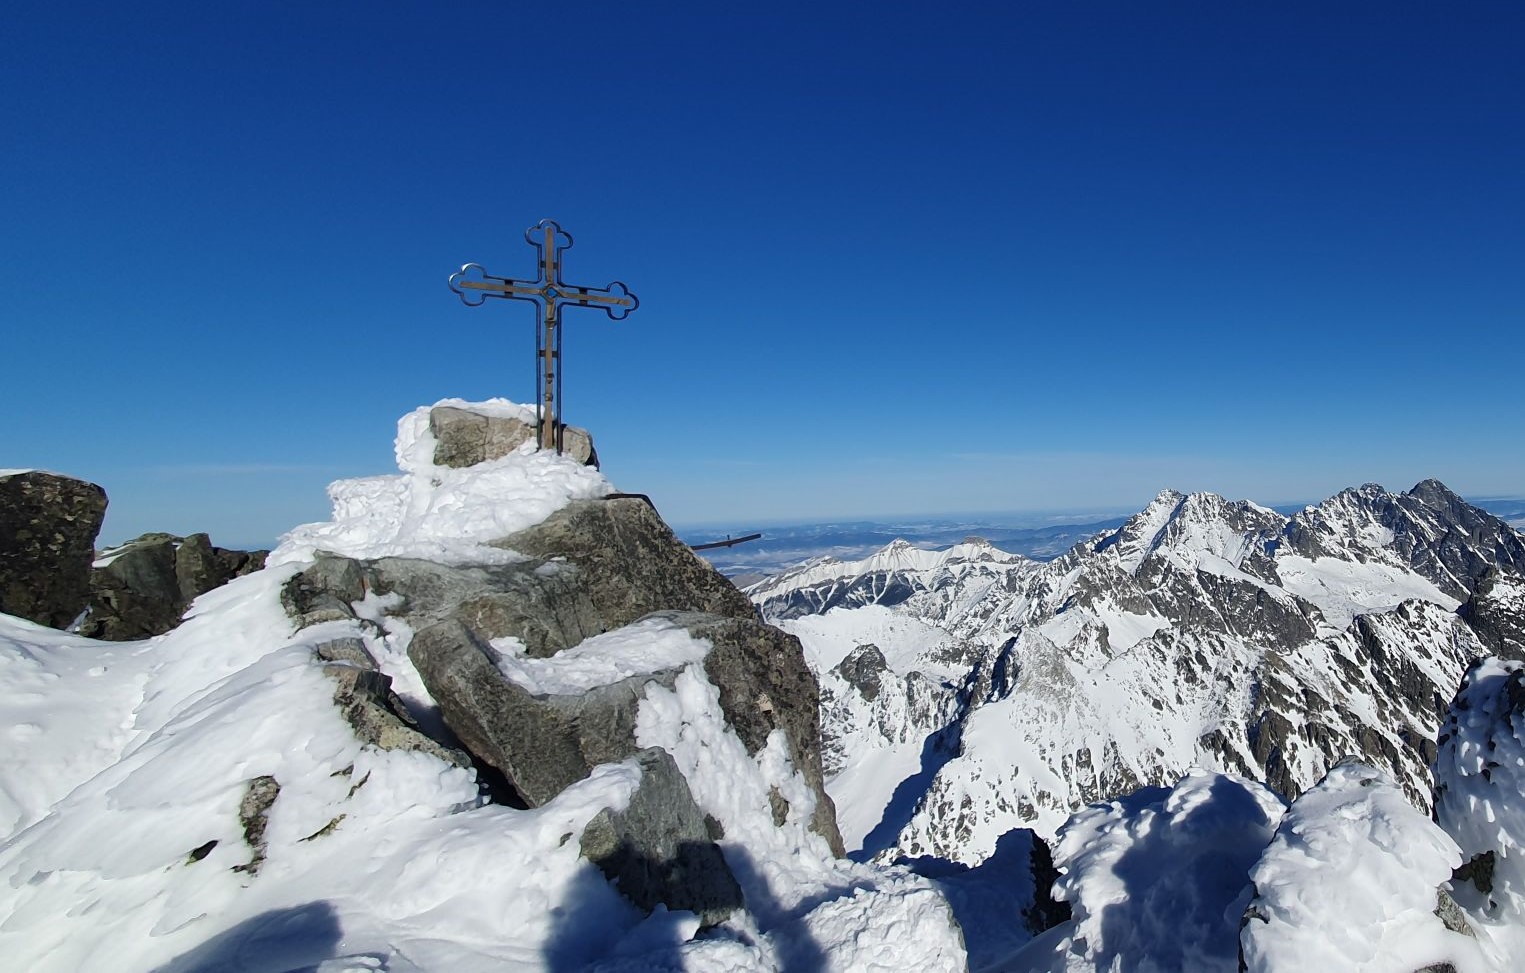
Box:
[1010,769,1286,973]
[1240,759,1488,973]
[429,401,597,468]
[0,470,107,628]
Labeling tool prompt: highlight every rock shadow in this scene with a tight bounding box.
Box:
[1093,775,1278,972]
[900,828,1069,971]
[150,901,350,973]
[725,844,831,973]
[853,719,962,862]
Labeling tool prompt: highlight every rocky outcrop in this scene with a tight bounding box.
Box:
[492,498,758,628]
[0,471,108,628]
[430,404,597,468]
[280,492,843,922]
[315,636,470,770]
[81,533,267,640]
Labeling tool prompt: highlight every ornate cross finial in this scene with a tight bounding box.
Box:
[448,220,638,452]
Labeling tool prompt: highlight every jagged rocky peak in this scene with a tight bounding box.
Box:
[1285,478,1525,598]
[755,475,1525,871]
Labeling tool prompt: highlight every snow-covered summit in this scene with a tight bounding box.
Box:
[0,399,970,972]
[271,399,612,567]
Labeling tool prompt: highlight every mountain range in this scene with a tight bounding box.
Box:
[746,479,1525,864]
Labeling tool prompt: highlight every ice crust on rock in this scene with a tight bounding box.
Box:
[1434,656,1525,965]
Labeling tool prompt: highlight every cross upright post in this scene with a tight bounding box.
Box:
[448,220,638,452]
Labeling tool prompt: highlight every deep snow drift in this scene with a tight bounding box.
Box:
[0,401,967,972]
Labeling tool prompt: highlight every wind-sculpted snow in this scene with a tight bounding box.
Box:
[1433,657,1525,964]
[1240,760,1488,973]
[754,479,1525,866]
[1009,770,1285,973]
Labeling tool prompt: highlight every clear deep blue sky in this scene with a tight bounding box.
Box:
[3,2,1522,547]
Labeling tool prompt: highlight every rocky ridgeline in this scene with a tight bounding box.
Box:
[0,470,265,638]
[281,485,844,924]
[752,479,1525,866]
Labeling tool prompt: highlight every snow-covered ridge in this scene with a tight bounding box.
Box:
[749,536,1025,593]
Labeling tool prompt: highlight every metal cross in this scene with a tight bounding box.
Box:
[448,220,638,452]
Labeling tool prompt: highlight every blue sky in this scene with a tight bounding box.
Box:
[3,2,1522,547]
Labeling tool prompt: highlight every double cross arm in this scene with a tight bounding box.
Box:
[448,221,637,319]
[448,220,638,451]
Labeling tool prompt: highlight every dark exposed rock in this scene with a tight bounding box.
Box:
[233,775,280,876]
[492,498,758,628]
[833,643,888,702]
[81,534,181,639]
[281,553,367,629]
[429,404,597,468]
[579,747,741,927]
[82,532,268,640]
[0,471,108,628]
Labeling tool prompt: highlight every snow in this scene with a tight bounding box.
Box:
[1277,554,1457,631]
[0,468,38,476]
[1241,760,1489,973]
[781,604,954,674]
[2,566,658,972]
[1009,769,1286,973]
[490,615,712,696]
[270,400,610,567]
[635,664,967,971]
[1433,657,1525,966]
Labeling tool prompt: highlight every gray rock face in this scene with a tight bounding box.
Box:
[429,405,597,468]
[407,616,678,806]
[580,747,742,926]
[81,532,267,640]
[0,471,108,628]
[493,498,758,628]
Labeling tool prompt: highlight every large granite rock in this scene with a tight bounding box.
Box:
[407,616,677,806]
[81,532,267,640]
[0,471,108,628]
[492,498,758,629]
[430,405,597,468]
[281,491,844,921]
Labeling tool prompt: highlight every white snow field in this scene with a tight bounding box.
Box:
[0,401,966,973]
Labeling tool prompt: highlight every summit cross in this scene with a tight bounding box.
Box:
[448,220,638,452]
